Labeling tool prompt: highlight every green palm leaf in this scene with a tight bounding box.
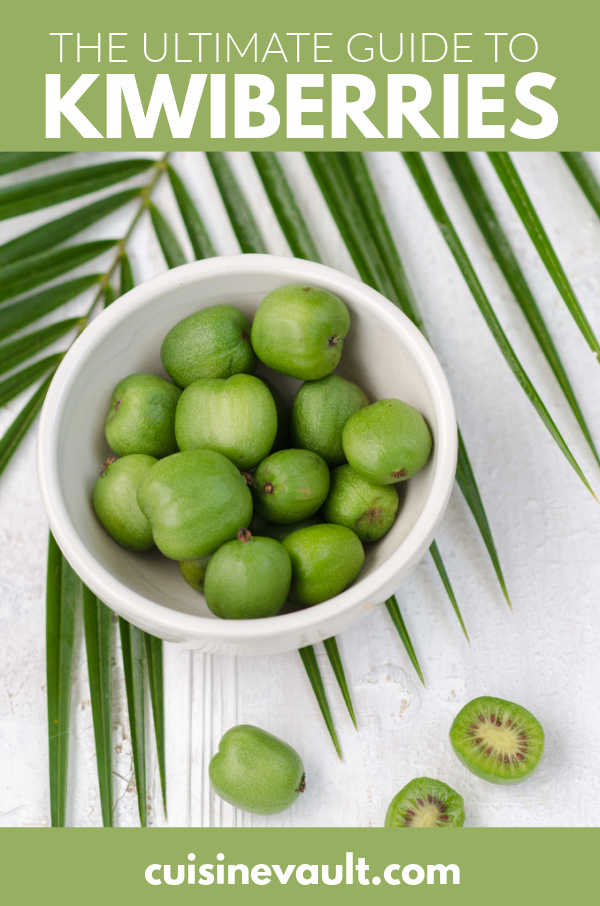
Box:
[403,151,594,498]
[0,152,68,176]
[0,189,139,267]
[144,634,166,814]
[82,588,113,827]
[118,619,147,826]
[0,166,166,452]
[120,253,134,295]
[0,373,54,477]
[335,152,511,607]
[0,158,154,221]
[0,275,101,342]
[304,151,470,628]
[429,541,469,639]
[167,165,216,259]
[148,202,187,268]
[455,431,510,606]
[0,354,63,407]
[561,152,600,220]
[322,637,357,728]
[251,152,320,260]
[305,153,396,298]
[103,284,116,308]
[0,240,117,303]
[445,152,599,468]
[384,596,425,685]
[206,152,268,253]
[338,153,423,330]
[46,534,78,826]
[488,152,600,359]
[298,646,342,758]
[0,318,80,377]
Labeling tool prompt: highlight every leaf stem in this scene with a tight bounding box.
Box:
[80,153,170,326]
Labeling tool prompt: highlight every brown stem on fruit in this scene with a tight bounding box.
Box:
[241,471,254,487]
[297,773,306,793]
[237,528,252,543]
[328,335,339,347]
[263,481,274,494]
[392,468,407,479]
[100,456,116,476]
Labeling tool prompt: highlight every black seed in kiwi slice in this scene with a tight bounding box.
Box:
[384,777,465,828]
[450,695,544,784]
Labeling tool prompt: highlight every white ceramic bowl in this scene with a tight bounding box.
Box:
[38,255,457,655]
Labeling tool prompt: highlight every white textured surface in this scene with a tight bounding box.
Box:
[0,151,599,828]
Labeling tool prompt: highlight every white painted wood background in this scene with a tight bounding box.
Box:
[1,151,599,828]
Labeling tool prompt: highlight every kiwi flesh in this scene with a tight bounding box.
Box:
[385,777,465,828]
[450,695,544,784]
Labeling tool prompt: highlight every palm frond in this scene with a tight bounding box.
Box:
[445,152,599,469]
[148,202,187,268]
[561,152,600,221]
[384,596,425,685]
[0,189,139,267]
[167,165,216,259]
[0,318,80,376]
[0,354,63,407]
[144,633,167,814]
[0,240,117,303]
[251,153,320,260]
[488,152,600,360]
[46,534,78,826]
[103,284,116,308]
[322,637,357,728]
[118,619,147,826]
[455,431,511,607]
[0,275,101,342]
[0,160,167,488]
[0,158,154,220]
[305,153,396,298]
[120,253,134,295]
[298,646,342,758]
[206,152,268,253]
[82,588,113,826]
[0,152,68,176]
[0,374,54,477]
[338,152,424,328]
[403,152,594,498]
[429,541,469,639]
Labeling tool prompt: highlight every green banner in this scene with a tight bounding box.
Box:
[2,0,600,149]
[2,828,596,901]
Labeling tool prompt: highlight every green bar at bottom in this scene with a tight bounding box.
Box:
[0,827,596,903]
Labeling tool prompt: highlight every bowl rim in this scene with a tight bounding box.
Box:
[37,254,457,644]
